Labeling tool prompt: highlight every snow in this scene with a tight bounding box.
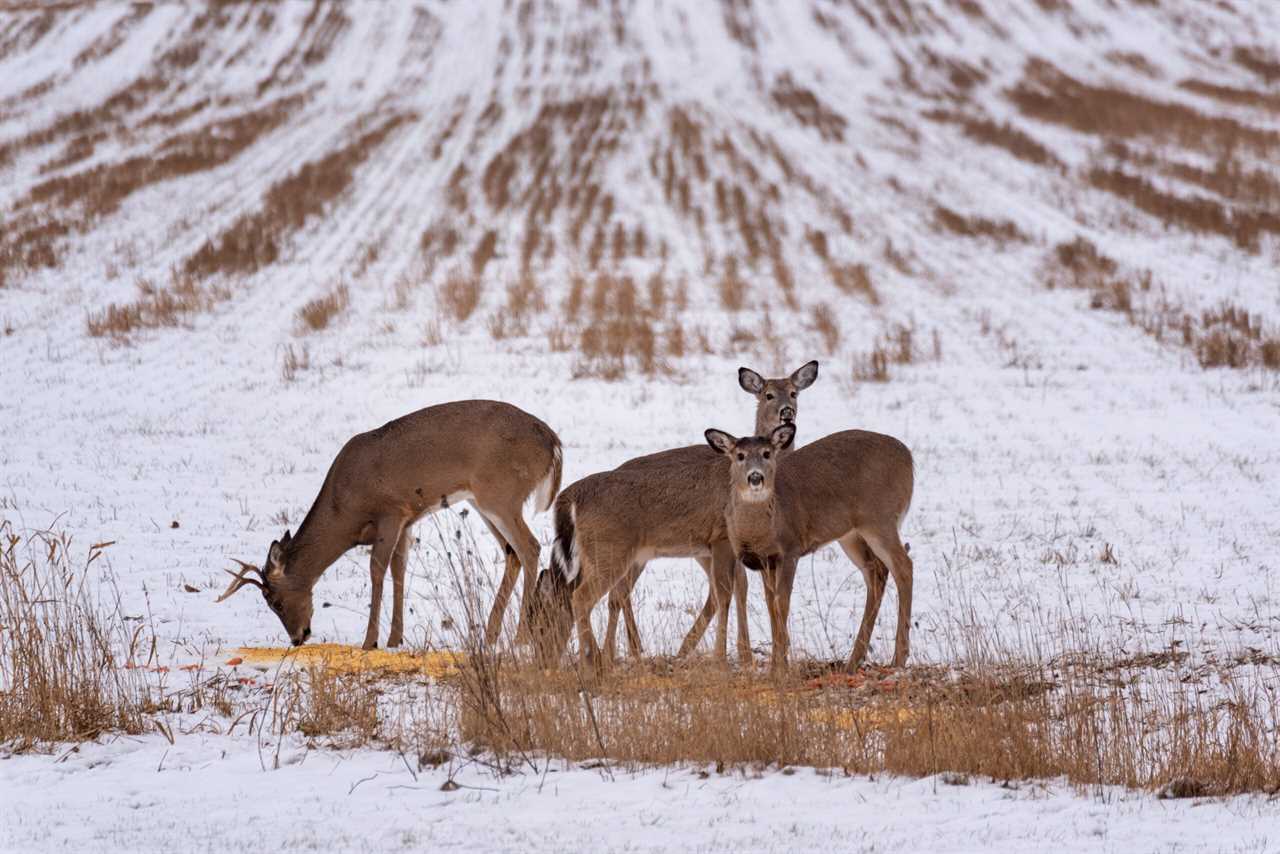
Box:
[2,0,1279,850]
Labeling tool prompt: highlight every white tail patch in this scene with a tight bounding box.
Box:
[533,441,562,514]
[552,501,580,583]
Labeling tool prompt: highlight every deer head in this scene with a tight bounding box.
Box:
[528,567,575,666]
[737,360,818,436]
[705,423,797,501]
[216,530,314,645]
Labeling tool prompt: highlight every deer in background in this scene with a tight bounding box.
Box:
[606,361,820,664]
[529,362,818,670]
[704,423,914,673]
[217,400,561,650]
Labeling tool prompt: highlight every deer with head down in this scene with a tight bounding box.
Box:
[216,400,561,650]
[528,362,819,670]
[704,423,914,673]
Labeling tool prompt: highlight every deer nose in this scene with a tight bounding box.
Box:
[748,472,764,487]
[780,407,795,422]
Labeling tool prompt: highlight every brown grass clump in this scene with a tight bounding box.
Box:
[2,95,305,284]
[925,110,1063,168]
[851,321,936,382]
[574,274,662,379]
[439,271,483,323]
[810,303,841,354]
[1008,59,1279,156]
[933,205,1028,243]
[771,73,846,142]
[0,524,153,751]
[1086,166,1280,252]
[452,652,1279,795]
[86,271,230,340]
[471,229,498,277]
[297,283,350,332]
[1042,238,1280,371]
[718,257,748,312]
[185,112,409,279]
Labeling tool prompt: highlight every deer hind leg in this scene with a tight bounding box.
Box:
[472,493,541,644]
[839,533,889,673]
[605,563,644,663]
[387,529,415,648]
[863,529,914,668]
[473,507,519,646]
[677,556,718,658]
[363,517,406,650]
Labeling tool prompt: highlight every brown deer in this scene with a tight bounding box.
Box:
[606,361,819,664]
[704,424,914,673]
[528,362,818,670]
[216,400,561,650]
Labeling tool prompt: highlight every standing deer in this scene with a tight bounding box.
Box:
[704,424,914,673]
[216,400,561,650]
[606,361,819,663]
[529,362,819,670]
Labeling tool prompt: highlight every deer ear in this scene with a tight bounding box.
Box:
[770,423,796,450]
[790,360,819,389]
[267,540,286,574]
[705,429,736,455]
[737,367,765,395]
[281,529,293,545]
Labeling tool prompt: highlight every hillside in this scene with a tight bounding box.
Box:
[1,2,1278,851]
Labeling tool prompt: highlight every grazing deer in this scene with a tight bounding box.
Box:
[529,362,819,670]
[704,424,914,673]
[216,400,561,650]
[606,361,820,663]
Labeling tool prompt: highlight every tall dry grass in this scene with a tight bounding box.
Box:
[0,522,154,751]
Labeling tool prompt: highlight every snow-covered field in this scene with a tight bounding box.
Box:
[2,1,1279,851]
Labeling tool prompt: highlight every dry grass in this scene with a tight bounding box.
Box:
[925,110,1063,168]
[1043,237,1280,371]
[185,112,409,279]
[933,205,1029,243]
[86,270,231,340]
[771,73,846,142]
[1087,165,1280,252]
[452,650,1278,794]
[439,270,483,323]
[1008,59,1279,156]
[717,257,748,311]
[574,274,662,379]
[810,303,841,354]
[2,95,305,285]
[851,321,938,382]
[297,283,350,332]
[0,524,153,751]
[280,343,311,382]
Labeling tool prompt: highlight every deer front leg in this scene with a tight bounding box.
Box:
[363,518,404,650]
[770,556,798,675]
[387,531,413,648]
[733,561,751,666]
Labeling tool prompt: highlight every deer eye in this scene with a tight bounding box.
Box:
[736,453,745,461]
[790,391,796,398]
[763,451,771,460]
[765,393,774,400]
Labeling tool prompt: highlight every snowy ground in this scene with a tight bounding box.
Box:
[3,729,1277,854]
[2,1,1280,850]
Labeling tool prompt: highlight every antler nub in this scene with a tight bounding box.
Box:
[215,562,266,602]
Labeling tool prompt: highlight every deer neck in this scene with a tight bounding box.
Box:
[280,509,352,591]
[727,489,780,563]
